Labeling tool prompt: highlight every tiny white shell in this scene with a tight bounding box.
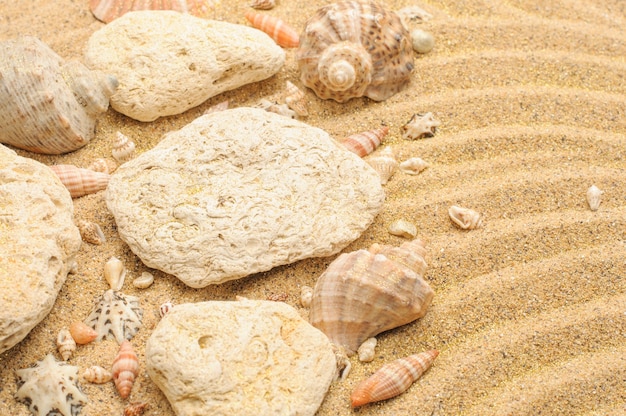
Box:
[449,205,482,230]
[112,131,136,163]
[367,146,398,185]
[82,365,112,384]
[586,185,602,211]
[300,286,313,308]
[57,329,76,361]
[357,337,377,362]
[132,272,154,289]
[411,29,435,54]
[399,157,429,175]
[159,301,174,318]
[388,219,418,239]
[104,256,126,291]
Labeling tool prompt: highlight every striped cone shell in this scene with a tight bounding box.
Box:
[244,11,299,48]
[49,164,110,198]
[90,0,217,23]
[351,349,439,407]
[342,126,389,158]
[112,340,139,399]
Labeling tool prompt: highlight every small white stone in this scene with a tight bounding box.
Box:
[411,29,435,54]
[586,185,602,211]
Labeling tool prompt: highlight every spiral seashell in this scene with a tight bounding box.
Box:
[449,205,483,230]
[0,36,117,154]
[388,219,417,239]
[341,126,389,158]
[69,321,98,345]
[357,337,377,362]
[88,157,118,174]
[77,219,107,245]
[250,0,275,10]
[112,340,139,399]
[124,402,149,416]
[132,271,154,289]
[300,285,313,308]
[159,301,174,318]
[90,0,217,23]
[49,164,110,198]
[56,329,76,361]
[244,11,299,48]
[284,81,308,117]
[351,349,439,407]
[586,185,602,211]
[402,112,440,140]
[310,239,434,355]
[82,365,113,384]
[104,256,127,291]
[366,146,398,185]
[112,131,136,164]
[399,157,429,175]
[296,1,413,103]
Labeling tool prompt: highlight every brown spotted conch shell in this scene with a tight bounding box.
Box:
[296,1,414,103]
[0,36,117,154]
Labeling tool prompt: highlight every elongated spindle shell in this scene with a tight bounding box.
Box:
[244,11,299,48]
[112,340,139,399]
[342,127,389,158]
[56,329,76,361]
[49,164,110,198]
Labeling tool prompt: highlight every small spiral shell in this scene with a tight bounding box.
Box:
[49,164,110,198]
[448,205,483,230]
[56,329,76,361]
[132,272,154,289]
[399,157,429,175]
[284,81,308,117]
[112,340,139,399]
[69,321,98,345]
[112,131,136,164]
[124,402,149,416]
[300,286,313,308]
[244,11,299,48]
[388,219,418,239]
[402,112,440,140]
[159,301,174,318]
[341,127,389,158]
[366,146,398,185]
[357,337,377,362]
[82,365,112,384]
[87,158,118,174]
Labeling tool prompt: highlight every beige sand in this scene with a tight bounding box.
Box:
[1,0,625,415]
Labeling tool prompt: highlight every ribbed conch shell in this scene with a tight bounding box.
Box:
[250,0,275,10]
[341,126,389,158]
[69,321,98,345]
[104,256,127,291]
[56,329,76,361]
[366,146,398,184]
[112,131,136,164]
[49,164,110,198]
[586,184,602,211]
[77,219,107,245]
[296,1,413,103]
[284,81,308,116]
[399,157,428,175]
[82,365,113,384]
[244,11,300,48]
[310,239,434,355]
[402,112,440,140]
[112,340,139,399]
[351,349,439,407]
[90,0,217,23]
[448,205,483,230]
[0,36,117,154]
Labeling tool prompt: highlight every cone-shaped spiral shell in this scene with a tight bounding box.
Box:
[310,239,434,355]
[351,349,439,407]
[0,36,117,154]
[90,0,217,23]
[342,126,388,158]
[49,164,110,198]
[112,340,139,399]
[244,11,300,48]
[296,1,413,103]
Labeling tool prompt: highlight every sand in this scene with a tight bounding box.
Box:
[1,0,625,415]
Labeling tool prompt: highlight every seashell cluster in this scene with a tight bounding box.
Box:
[402,112,440,140]
[132,271,154,289]
[112,340,140,399]
[399,157,429,175]
[449,205,483,230]
[341,126,389,158]
[56,329,76,361]
[351,349,439,407]
[296,1,414,103]
[90,0,217,23]
[77,219,107,245]
[310,239,434,355]
[388,219,418,239]
[250,0,275,10]
[85,289,143,344]
[49,164,110,198]
[70,321,99,345]
[244,11,299,48]
[112,132,136,164]
[0,36,117,154]
[104,256,126,291]
[586,184,602,211]
[367,146,398,184]
[82,365,112,384]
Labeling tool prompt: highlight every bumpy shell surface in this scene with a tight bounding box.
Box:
[402,112,440,140]
[112,340,140,399]
[296,1,414,103]
[85,289,143,344]
[90,0,217,23]
[49,164,110,198]
[0,36,117,154]
[310,239,434,355]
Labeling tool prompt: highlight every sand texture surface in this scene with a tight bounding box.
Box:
[1,0,625,415]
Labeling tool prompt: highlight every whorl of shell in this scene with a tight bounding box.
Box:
[112,340,140,399]
[284,81,308,116]
[82,365,112,384]
[77,219,106,245]
[104,256,126,291]
[586,185,602,211]
[296,1,414,103]
[0,36,117,154]
[342,126,388,158]
[132,271,154,289]
[399,157,428,175]
[250,0,275,10]
[15,354,88,416]
[57,329,76,361]
[244,11,300,48]
[402,112,440,140]
[88,157,118,174]
[69,321,98,345]
[357,337,377,362]
[309,239,434,355]
[112,131,136,164]
[366,146,398,184]
[84,289,143,344]
[49,164,110,198]
[351,349,439,407]
[388,219,417,239]
[90,0,217,23]
[449,205,483,230]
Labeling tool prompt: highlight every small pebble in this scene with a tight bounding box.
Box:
[411,29,435,54]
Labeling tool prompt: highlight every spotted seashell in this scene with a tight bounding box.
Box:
[49,164,110,198]
[357,337,377,362]
[296,1,413,103]
[586,185,602,211]
[402,112,440,140]
[82,365,112,384]
[388,219,418,239]
[124,402,149,416]
[0,36,117,154]
[284,81,308,117]
[85,289,143,344]
[159,301,174,318]
[310,239,434,355]
[366,146,398,185]
[203,100,229,115]
[77,219,106,245]
[88,157,118,174]
[112,340,139,399]
[132,271,154,289]
[411,29,435,54]
[244,11,300,48]
[69,321,98,345]
[351,349,439,407]
[341,126,389,158]
[399,157,429,175]
[112,131,136,164]
[56,329,76,361]
[90,0,217,23]
[448,205,483,230]
[104,256,126,291]
[250,0,275,10]
[300,285,313,308]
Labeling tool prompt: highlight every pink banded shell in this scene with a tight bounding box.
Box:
[90,0,217,23]
[342,126,389,158]
[244,11,300,48]
[112,340,139,399]
[49,164,110,198]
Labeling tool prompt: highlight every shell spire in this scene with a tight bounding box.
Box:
[351,349,439,407]
[341,126,389,157]
[244,11,300,48]
[112,340,140,399]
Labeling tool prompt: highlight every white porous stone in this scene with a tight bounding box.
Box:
[0,145,81,354]
[146,300,337,416]
[105,107,385,287]
[84,11,285,122]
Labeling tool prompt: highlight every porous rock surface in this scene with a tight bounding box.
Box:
[84,10,285,122]
[105,107,385,287]
[146,300,337,416]
[0,145,81,354]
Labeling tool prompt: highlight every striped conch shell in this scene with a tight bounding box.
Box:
[341,126,389,158]
[69,321,98,345]
[82,365,113,384]
[56,329,76,361]
[112,131,136,164]
[284,81,308,117]
[250,0,275,10]
[90,0,217,23]
[244,11,299,48]
[49,164,110,198]
[448,205,482,230]
[296,1,413,102]
[351,349,439,407]
[112,340,140,399]
[366,146,398,184]
[77,219,107,245]
[310,239,434,355]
